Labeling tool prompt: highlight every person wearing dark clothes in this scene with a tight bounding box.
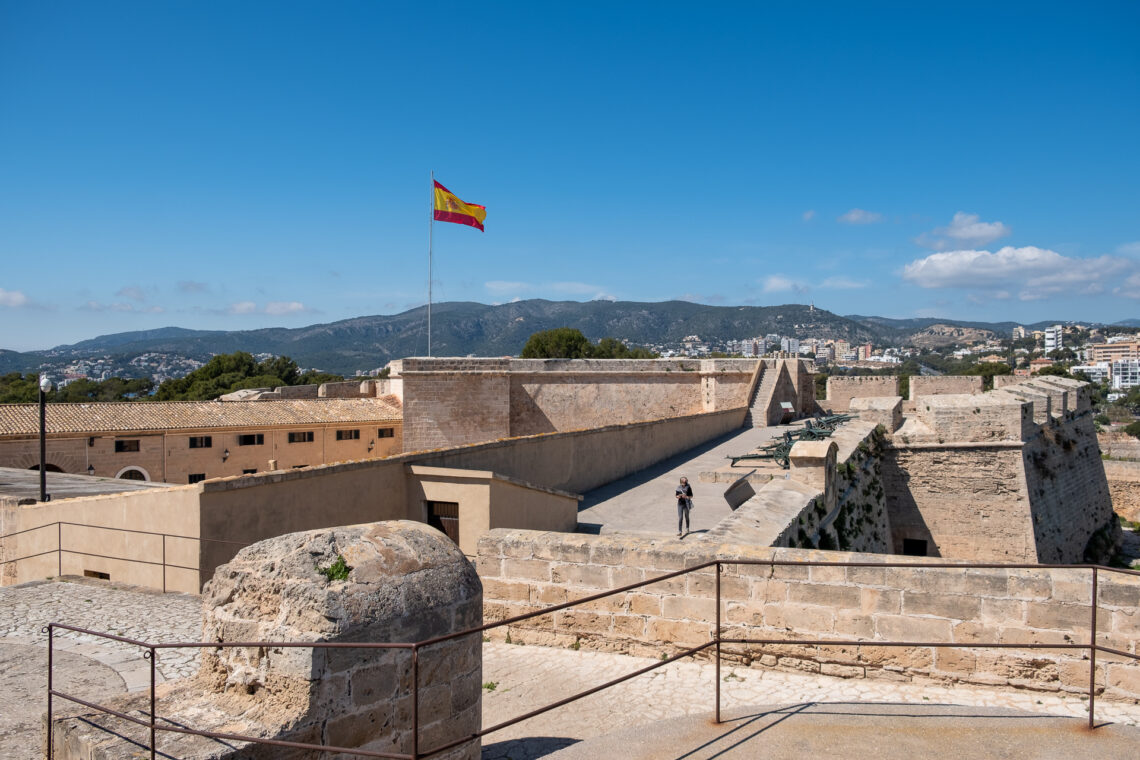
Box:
[675,476,693,537]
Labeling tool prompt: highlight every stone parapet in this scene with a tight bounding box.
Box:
[910,375,983,398]
[825,377,899,412]
[848,396,903,432]
[476,529,1140,703]
[1104,460,1140,522]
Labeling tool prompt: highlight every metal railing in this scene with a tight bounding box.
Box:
[1,521,247,593]
[44,558,1140,759]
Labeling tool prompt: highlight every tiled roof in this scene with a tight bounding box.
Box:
[0,398,403,436]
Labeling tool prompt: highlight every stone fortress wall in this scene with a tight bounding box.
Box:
[476,529,1140,703]
[389,357,813,452]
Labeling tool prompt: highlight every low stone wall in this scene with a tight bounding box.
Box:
[848,396,902,432]
[1102,431,1140,461]
[477,530,1140,702]
[910,376,983,398]
[1105,459,1140,522]
[824,377,899,412]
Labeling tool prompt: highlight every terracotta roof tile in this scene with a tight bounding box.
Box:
[0,398,403,436]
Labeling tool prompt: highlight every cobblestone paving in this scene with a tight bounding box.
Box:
[479,642,1140,760]
[0,577,202,687]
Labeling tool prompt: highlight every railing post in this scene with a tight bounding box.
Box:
[412,644,420,760]
[57,522,61,579]
[1089,566,1098,730]
[161,535,166,594]
[149,646,157,759]
[715,561,722,724]
[46,624,54,759]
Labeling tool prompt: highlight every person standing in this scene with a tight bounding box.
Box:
[675,476,693,537]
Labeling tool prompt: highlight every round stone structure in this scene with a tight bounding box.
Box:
[52,520,483,760]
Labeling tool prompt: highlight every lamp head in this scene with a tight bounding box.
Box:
[39,374,52,393]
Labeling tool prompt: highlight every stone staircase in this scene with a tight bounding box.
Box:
[744,363,777,427]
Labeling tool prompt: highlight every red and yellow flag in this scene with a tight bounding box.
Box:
[433,180,486,231]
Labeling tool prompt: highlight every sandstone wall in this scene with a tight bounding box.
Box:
[401,368,512,452]
[476,529,1140,702]
[910,376,984,398]
[824,376,899,412]
[1101,432,1140,461]
[1104,459,1140,522]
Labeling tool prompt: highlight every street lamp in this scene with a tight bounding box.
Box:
[39,374,52,502]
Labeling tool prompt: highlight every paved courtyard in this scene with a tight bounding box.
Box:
[576,424,783,537]
[4,577,1140,759]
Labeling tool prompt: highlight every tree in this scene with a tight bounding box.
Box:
[521,328,594,358]
[1035,364,1071,378]
[1125,421,1140,440]
[153,351,343,400]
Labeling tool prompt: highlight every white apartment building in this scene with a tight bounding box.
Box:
[1044,325,1063,353]
[781,337,800,354]
[1072,362,1111,384]
[1112,359,1140,391]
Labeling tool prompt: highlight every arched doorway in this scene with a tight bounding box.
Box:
[115,467,150,481]
[27,463,64,473]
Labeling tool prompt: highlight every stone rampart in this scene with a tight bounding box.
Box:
[1102,432,1140,461]
[476,529,1140,702]
[390,358,814,452]
[1105,459,1140,522]
[848,396,902,433]
[910,376,983,398]
[824,376,899,412]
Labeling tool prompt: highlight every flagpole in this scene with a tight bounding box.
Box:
[428,170,434,357]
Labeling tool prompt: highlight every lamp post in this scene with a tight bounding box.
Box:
[39,374,52,502]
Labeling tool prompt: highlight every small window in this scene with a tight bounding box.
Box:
[377,427,395,438]
[242,468,257,475]
[83,570,110,580]
[336,429,360,441]
[238,434,265,446]
[189,436,212,449]
[292,464,308,469]
[114,439,140,453]
[902,538,928,557]
[188,473,206,484]
[288,431,314,444]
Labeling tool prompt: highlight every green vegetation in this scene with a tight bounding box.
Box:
[154,352,343,401]
[520,328,657,359]
[0,373,156,403]
[317,554,352,582]
[1125,421,1140,439]
[482,681,498,691]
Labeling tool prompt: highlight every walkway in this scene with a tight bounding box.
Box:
[575,424,784,537]
[4,578,1139,760]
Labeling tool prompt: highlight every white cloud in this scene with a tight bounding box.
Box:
[820,276,868,290]
[116,286,146,302]
[761,275,809,294]
[902,245,1136,301]
[264,301,308,315]
[802,209,816,221]
[1118,242,1140,257]
[0,288,29,308]
[1114,273,1140,299]
[837,208,883,225]
[228,301,257,314]
[919,211,1011,250]
[79,301,163,313]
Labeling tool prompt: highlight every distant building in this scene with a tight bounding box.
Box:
[1091,341,1140,363]
[1112,359,1140,391]
[1029,358,1055,375]
[780,337,800,354]
[1012,326,1027,340]
[1071,362,1110,384]
[1044,325,1063,353]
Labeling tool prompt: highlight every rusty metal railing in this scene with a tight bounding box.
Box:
[43,558,1140,759]
[1,521,248,593]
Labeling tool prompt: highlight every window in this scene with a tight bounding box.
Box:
[377,427,395,438]
[336,429,360,441]
[242,468,257,475]
[288,431,314,444]
[238,434,264,446]
[902,538,928,557]
[188,473,206,484]
[83,570,110,580]
[292,464,308,469]
[189,436,212,449]
[114,439,140,453]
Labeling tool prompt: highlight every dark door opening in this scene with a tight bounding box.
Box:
[902,538,928,556]
[426,501,460,545]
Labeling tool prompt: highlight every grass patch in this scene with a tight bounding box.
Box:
[317,554,352,582]
[482,681,498,691]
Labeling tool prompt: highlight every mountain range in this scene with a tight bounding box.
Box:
[1,300,1133,377]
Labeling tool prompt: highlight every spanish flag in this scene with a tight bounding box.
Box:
[433,180,486,231]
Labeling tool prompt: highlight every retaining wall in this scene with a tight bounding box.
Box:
[824,377,899,412]
[477,529,1140,702]
[910,376,984,398]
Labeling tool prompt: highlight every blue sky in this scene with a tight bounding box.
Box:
[1,1,1138,351]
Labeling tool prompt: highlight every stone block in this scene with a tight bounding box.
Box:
[859,588,901,614]
[1007,571,1053,600]
[846,566,887,586]
[647,618,712,646]
[786,582,861,609]
[551,562,611,588]
[834,611,875,638]
[809,565,847,583]
[612,614,647,638]
[556,609,613,635]
[1024,602,1090,632]
[628,593,663,617]
[1105,664,1140,698]
[764,604,835,633]
[980,597,1024,625]
[1111,608,1140,635]
[903,592,981,620]
[1099,579,1140,608]
[874,614,953,642]
[934,648,976,675]
[481,578,530,603]
[501,558,553,582]
[663,595,718,622]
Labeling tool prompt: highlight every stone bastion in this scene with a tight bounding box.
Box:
[51,520,483,760]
